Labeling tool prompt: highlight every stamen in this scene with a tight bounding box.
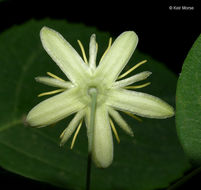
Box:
[118,60,147,80]
[124,82,151,89]
[109,118,120,143]
[50,123,57,128]
[70,119,83,149]
[123,111,142,122]
[60,129,65,139]
[99,37,112,63]
[77,40,88,64]
[38,89,65,97]
[47,72,65,81]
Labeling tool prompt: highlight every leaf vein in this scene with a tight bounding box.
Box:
[0,118,22,133]
[0,140,69,174]
[13,46,41,118]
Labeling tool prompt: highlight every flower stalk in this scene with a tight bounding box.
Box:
[88,88,98,153]
[86,87,97,190]
[86,88,97,190]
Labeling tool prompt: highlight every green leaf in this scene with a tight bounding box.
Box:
[176,34,201,165]
[0,19,190,190]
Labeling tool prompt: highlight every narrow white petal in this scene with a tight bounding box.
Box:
[108,107,134,136]
[60,110,85,146]
[40,27,90,84]
[89,34,97,71]
[107,89,174,119]
[95,31,138,86]
[93,105,113,168]
[85,105,113,168]
[26,87,85,127]
[35,77,73,88]
[113,71,152,88]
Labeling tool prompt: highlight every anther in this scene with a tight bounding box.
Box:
[124,82,151,89]
[109,119,120,143]
[71,119,83,149]
[47,72,65,81]
[123,111,142,122]
[77,40,88,64]
[38,89,65,97]
[99,37,112,63]
[118,60,147,80]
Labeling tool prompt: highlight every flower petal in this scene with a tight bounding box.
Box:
[40,27,90,84]
[26,87,85,127]
[89,34,97,71]
[113,71,152,88]
[108,107,134,136]
[35,77,73,88]
[60,110,85,146]
[95,31,138,86]
[85,105,113,168]
[93,105,113,168]
[107,89,174,119]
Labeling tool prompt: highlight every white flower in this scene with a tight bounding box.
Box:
[26,27,174,168]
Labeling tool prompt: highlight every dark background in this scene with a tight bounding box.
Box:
[0,0,200,189]
[0,0,200,75]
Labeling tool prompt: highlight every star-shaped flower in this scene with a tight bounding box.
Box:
[26,27,174,168]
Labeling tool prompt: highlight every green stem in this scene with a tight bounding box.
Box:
[167,166,201,190]
[86,88,97,190]
[86,153,92,190]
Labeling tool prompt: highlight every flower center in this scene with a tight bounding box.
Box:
[88,87,98,96]
[78,75,108,107]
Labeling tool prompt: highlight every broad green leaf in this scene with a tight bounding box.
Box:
[176,34,201,165]
[0,19,190,190]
